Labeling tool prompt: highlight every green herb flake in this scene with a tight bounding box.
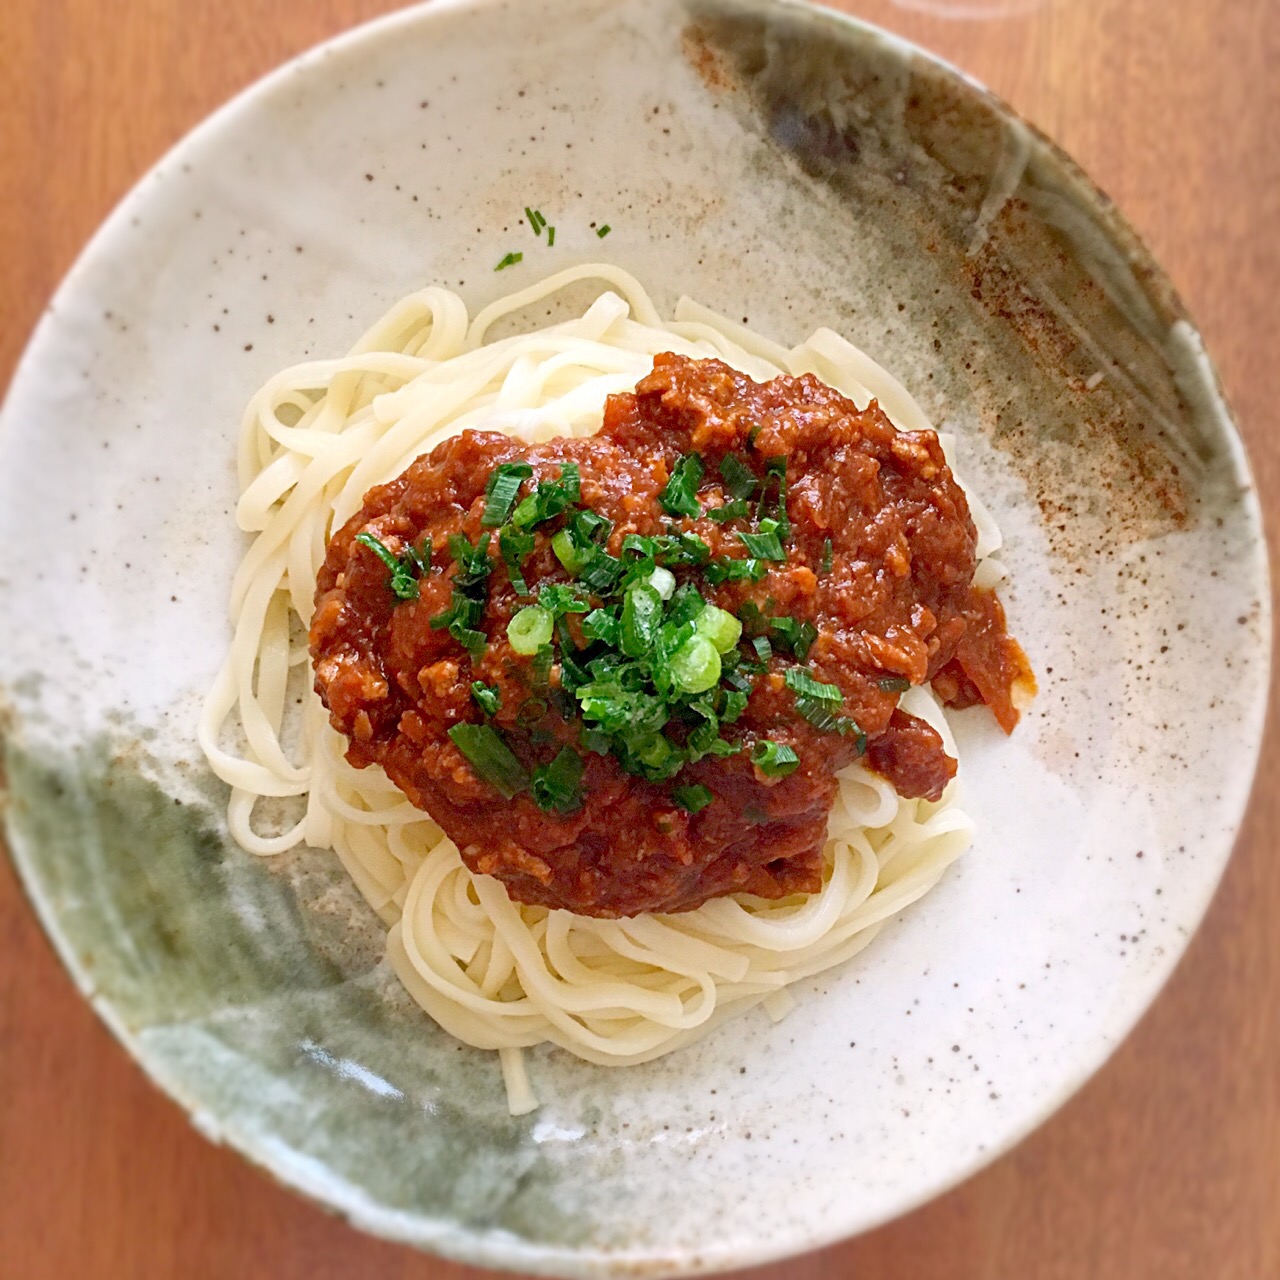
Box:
[470,681,501,715]
[597,224,612,238]
[531,747,585,813]
[671,784,714,814]
[499,525,535,595]
[736,522,786,561]
[448,723,529,798]
[719,454,757,500]
[355,531,424,601]
[659,453,705,519]
[495,251,524,271]
[751,739,800,778]
[708,499,751,524]
[820,538,834,576]
[481,462,533,527]
[878,676,912,693]
[771,617,818,661]
[783,667,843,703]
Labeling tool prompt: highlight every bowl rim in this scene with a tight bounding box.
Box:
[1,0,1271,1274]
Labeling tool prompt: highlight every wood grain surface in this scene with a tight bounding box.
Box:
[2,2,1277,1276]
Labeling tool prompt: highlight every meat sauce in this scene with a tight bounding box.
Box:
[311,354,1033,917]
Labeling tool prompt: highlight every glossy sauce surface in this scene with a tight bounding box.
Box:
[312,355,1032,916]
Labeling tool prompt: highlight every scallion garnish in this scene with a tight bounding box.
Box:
[499,525,535,595]
[511,462,579,528]
[669,634,721,694]
[704,557,766,585]
[355,531,426,601]
[783,667,843,702]
[547,225,556,247]
[820,537,834,576]
[621,582,663,657]
[751,740,800,777]
[531,746,584,813]
[597,224,612,238]
[719,454,757,499]
[538,581,591,617]
[671,784,714,814]
[495,251,523,271]
[471,682,501,715]
[659,453,705,519]
[508,605,553,654]
[448,723,529,798]
[771,617,818,660]
[708,499,751,523]
[694,603,742,654]
[736,518,786,561]
[481,462,533,527]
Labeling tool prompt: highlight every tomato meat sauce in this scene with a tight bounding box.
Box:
[311,354,1033,917]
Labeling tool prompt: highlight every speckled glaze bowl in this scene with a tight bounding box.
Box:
[0,0,1268,1275]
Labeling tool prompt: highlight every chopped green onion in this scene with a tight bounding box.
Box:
[354,532,422,600]
[784,667,843,702]
[537,582,590,616]
[705,557,767,585]
[752,739,800,777]
[621,533,658,559]
[578,552,622,594]
[708,499,751,523]
[552,527,594,576]
[621,582,663,657]
[449,622,487,658]
[878,676,912,693]
[531,643,555,688]
[531,747,584,813]
[669,634,721,694]
[656,531,712,565]
[448,723,529,797]
[820,537,834,576]
[721,689,749,722]
[597,224,612,238]
[547,225,556,247]
[759,456,790,534]
[447,532,493,587]
[719,453,757,500]
[582,607,621,646]
[792,697,865,748]
[572,509,612,543]
[429,589,483,632]
[525,207,547,235]
[752,635,772,665]
[508,605,553,654]
[481,462,532,527]
[771,617,817,660]
[737,519,786,561]
[495,251,523,271]
[648,566,676,600]
[659,453,704,519]
[695,603,742,654]
[471,682,501,715]
[671,784,714,814]
[499,525,534,595]
[666,584,706,628]
[511,463,579,528]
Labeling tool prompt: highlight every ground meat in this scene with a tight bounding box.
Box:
[311,353,1033,917]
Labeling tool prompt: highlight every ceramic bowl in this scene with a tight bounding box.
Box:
[0,0,1268,1275]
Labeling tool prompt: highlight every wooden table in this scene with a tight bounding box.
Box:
[2,2,1277,1276]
